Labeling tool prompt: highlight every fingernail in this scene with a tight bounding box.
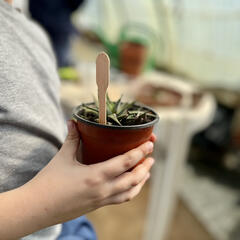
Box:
[147,141,154,151]
[146,172,151,180]
[149,158,155,165]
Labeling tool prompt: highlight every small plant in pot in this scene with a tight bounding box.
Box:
[72,52,159,165]
[73,95,159,165]
[120,40,147,77]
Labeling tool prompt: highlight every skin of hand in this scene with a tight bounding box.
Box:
[0,121,155,239]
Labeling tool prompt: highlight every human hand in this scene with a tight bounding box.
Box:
[26,120,155,226]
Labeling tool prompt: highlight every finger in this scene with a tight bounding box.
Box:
[59,120,80,157]
[104,173,150,205]
[97,141,154,178]
[108,157,154,196]
[149,133,157,143]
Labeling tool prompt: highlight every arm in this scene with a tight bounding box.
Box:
[0,121,155,239]
[0,183,50,239]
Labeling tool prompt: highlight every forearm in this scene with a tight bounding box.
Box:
[0,122,155,239]
[0,183,53,240]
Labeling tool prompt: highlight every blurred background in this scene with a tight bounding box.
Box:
[15,0,240,239]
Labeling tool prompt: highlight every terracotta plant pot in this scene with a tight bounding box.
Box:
[73,103,159,165]
[120,42,147,77]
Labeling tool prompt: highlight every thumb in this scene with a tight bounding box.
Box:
[61,120,80,157]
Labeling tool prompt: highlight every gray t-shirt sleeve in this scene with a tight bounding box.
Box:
[0,2,66,239]
[0,2,66,192]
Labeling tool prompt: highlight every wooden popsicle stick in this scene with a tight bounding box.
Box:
[96,52,110,124]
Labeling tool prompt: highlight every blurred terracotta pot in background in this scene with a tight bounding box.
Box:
[120,42,147,77]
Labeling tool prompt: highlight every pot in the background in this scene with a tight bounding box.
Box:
[73,103,159,165]
[119,41,147,77]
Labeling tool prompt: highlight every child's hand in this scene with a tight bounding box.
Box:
[26,120,155,225]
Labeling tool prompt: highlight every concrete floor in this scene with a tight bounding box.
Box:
[87,182,214,240]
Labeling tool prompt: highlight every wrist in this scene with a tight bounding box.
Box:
[21,177,58,229]
[18,183,51,236]
[0,181,54,239]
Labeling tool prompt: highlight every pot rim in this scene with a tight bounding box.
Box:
[72,102,159,130]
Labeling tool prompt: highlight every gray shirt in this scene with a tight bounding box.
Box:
[0,1,66,239]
